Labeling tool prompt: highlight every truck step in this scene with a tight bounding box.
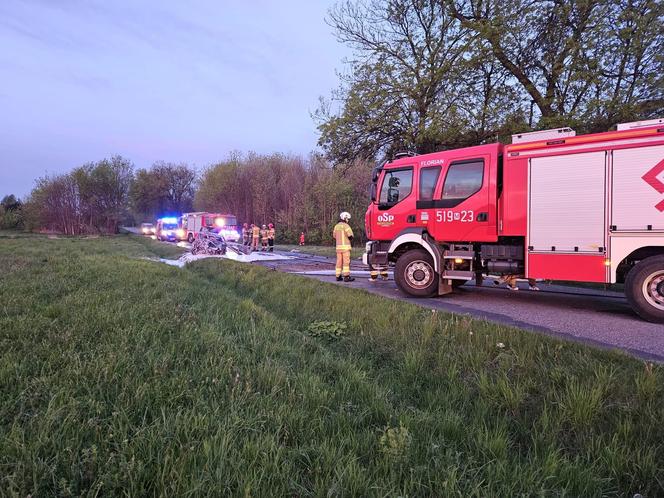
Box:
[441,270,474,280]
[443,250,474,260]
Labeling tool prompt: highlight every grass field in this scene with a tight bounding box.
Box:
[1,232,663,496]
[276,244,365,260]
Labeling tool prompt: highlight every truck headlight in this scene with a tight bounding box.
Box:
[176,229,185,238]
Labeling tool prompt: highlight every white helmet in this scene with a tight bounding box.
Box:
[339,211,351,221]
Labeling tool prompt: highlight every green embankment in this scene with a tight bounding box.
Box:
[1,233,662,496]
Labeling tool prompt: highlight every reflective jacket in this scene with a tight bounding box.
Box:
[333,222,353,251]
[267,228,275,239]
[252,226,261,237]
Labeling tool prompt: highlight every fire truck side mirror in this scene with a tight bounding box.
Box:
[371,169,380,183]
[371,162,384,182]
[370,183,377,202]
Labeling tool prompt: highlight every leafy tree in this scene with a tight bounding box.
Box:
[447,0,664,130]
[74,156,134,233]
[24,156,133,234]
[317,0,663,163]
[195,154,245,217]
[0,195,24,230]
[153,161,196,214]
[130,169,166,221]
[315,0,526,163]
[317,0,459,161]
[24,174,81,234]
[130,162,196,220]
[1,194,21,212]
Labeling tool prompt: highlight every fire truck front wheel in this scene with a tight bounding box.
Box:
[625,255,664,323]
[394,249,438,297]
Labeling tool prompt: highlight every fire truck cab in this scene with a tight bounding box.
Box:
[364,118,664,322]
[182,212,240,243]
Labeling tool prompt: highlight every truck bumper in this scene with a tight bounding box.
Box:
[364,241,389,268]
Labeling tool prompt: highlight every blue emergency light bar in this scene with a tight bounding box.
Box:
[160,217,179,224]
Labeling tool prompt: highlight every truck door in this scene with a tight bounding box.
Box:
[372,166,416,241]
[425,155,496,242]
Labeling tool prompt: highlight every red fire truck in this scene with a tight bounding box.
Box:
[181,212,240,243]
[363,118,664,322]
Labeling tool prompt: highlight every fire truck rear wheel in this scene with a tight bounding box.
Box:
[187,233,194,243]
[394,249,438,297]
[625,255,664,323]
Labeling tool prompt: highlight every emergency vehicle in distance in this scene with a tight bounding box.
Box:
[363,118,664,322]
[155,217,184,242]
[181,212,240,243]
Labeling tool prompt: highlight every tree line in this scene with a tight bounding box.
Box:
[6,156,195,236]
[5,153,372,244]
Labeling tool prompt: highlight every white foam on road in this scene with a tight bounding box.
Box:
[224,251,294,262]
[142,250,294,268]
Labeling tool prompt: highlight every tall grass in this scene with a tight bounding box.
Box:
[1,233,663,496]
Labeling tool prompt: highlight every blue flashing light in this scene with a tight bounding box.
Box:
[160,217,178,224]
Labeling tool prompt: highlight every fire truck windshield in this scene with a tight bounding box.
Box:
[206,216,237,227]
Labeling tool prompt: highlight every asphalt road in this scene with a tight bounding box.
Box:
[258,251,664,363]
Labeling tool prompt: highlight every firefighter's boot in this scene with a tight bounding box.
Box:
[370,269,388,282]
[343,276,355,282]
[336,276,343,282]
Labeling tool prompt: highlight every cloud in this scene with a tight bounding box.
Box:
[0,0,350,196]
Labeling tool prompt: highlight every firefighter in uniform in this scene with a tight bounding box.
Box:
[260,224,269,251]
[299,232,305,246]
[333,212,355,282]
[242,223,251,246]
[267,223,275,252]
[251,223,260,251]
